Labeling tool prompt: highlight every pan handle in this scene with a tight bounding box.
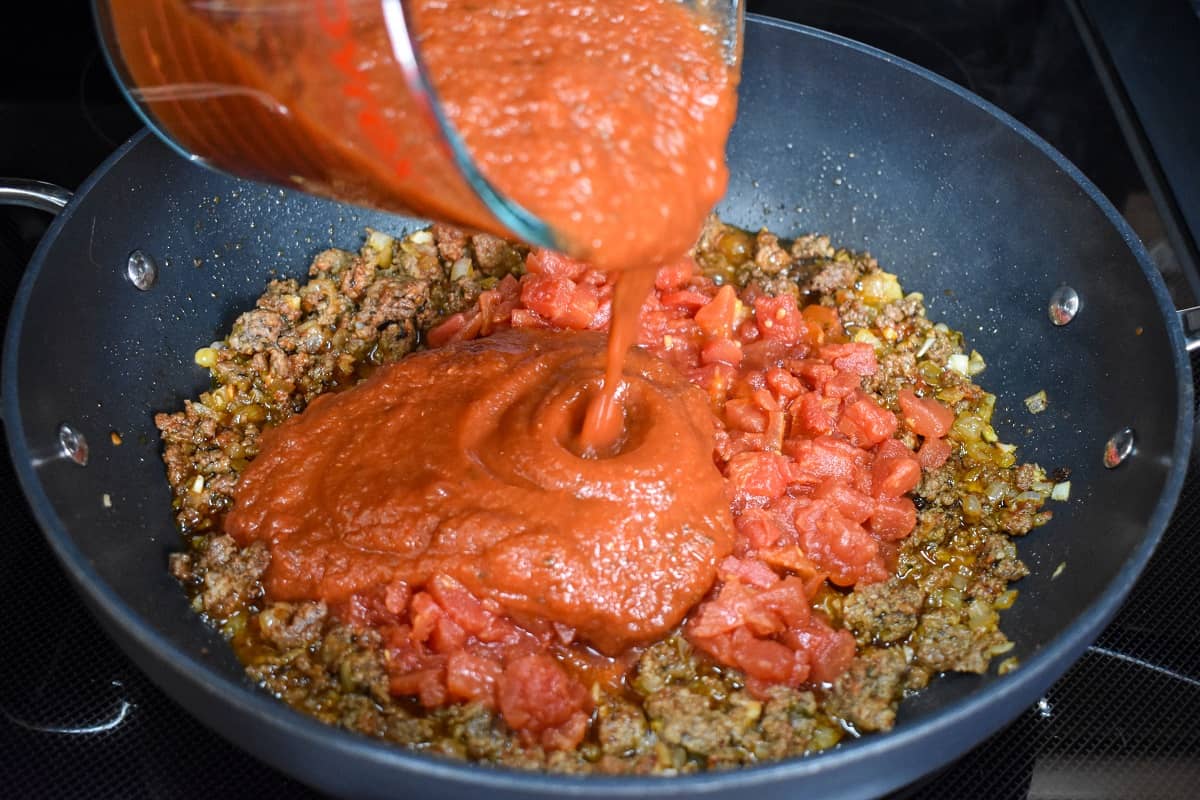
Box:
[0,179,73,214]
[1179,306,1200,353]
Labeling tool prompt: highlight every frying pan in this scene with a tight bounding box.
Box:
[2,16,1193,800]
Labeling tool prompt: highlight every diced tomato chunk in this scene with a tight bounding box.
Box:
[520,274,574,321]
[801,304,842,344]
[757,576,812,627]
[822,371,863,399]
[654,256,696,291]
[426,311,472,348]
[725,398,768,433]
[871,446,922,498]
[785,435,864,485]
[819,343,878,376]
[695,284,739,338]
[790,358,838,391]
[754,295,807,345]
[802,508,888,586]
[384,580,411,615]
[427,574,492,635]
[510,307,549,328]
[869,495,918,540]
[725,451,790,503]
[525,249,587,280]
[719,556,780,589]
[736,509,787,550]
[409,591,440,643]
[766,367,804,399]
[701,337,743,366]
[918,436,953,470]
[389,666,447,708]
[498,654,591,750]
[783,618,856,685]
[730,627,803,684]
[445,652,503,707]
[897,389,956,439]
[790,392,838,437]
[688,580,779,638]
[838,392,898,447]
[661,288,712,310]
[814,479,875,524]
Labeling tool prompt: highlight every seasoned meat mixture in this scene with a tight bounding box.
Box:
[158,217,1057,773]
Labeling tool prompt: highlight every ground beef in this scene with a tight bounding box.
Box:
[749,687,820,762]
[803,260,858,295]
[644,681,762,760]
[826,647,908,732]
[842,581,926,645]
[337,255,375,301]
[917,464,960,508]
[913,607,1004,674]
[597,698,649,757]
[868,349,918,398]
[171,535,268,619]
[753,229,792,274]
[433,223,468,263]
[790,233,835,262]
[257,601,328,649]
[470,233,525,276]
[228,309,286,354]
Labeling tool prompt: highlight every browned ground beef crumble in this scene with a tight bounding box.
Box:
[158,217,1053,773]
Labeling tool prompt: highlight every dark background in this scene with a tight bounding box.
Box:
[2,2,1199,798]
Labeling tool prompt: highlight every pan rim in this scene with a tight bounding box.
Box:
[4,13,1193,799]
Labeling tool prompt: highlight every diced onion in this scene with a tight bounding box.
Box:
[365,229,394,267]
[947,353,970,375]
[853,329,882,349]
[962,494,983,521]
[1051,481,1072,501]
[993,589,1018,610]
[967,350,987,376]
[450,257,474,281]
[194,347,218,368]
[916,337,935,358]
[409,230,433,245]
[1024,390,1048,414]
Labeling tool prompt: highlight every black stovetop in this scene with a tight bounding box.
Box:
[3,2,1199,798]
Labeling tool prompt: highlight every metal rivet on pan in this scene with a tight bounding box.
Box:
[58,423,89,466]
[1103,427,1135,469]
[127,250,158,290]
[1048,286,1080,326]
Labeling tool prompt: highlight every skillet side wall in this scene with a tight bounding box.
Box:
[3,18,1190,800]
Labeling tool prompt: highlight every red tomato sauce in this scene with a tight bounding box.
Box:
[229,249,957,748]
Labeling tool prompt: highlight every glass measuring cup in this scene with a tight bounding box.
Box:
[93,0,744,253]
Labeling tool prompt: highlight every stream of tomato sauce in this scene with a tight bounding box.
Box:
[107,0,737,451]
